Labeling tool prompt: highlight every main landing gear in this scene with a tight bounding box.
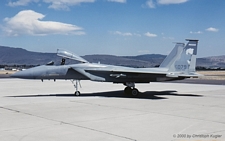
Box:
[71,80,81,96]
[124,82,139,97]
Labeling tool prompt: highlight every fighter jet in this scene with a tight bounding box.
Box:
[11,39,200,96]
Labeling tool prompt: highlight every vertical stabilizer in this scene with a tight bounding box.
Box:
[159,39,199,74]
[159,43,185,68]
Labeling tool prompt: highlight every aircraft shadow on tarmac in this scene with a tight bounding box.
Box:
[8,90,202,100]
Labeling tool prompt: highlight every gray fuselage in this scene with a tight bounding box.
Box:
[12,63,183,83]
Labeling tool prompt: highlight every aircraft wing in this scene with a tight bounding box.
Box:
[85,68,200,77]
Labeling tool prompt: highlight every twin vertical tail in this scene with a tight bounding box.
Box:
[159,39,199,74]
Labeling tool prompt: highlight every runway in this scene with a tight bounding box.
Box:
[0,79,225,141]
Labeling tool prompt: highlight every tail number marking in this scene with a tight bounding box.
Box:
[175,65,187,70]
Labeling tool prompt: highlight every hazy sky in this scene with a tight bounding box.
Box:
[0,0,224,57]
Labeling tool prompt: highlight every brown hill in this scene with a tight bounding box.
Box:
[1,46,225,68]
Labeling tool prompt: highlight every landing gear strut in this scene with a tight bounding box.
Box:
[124,82,139,97]
[71,80,81,96]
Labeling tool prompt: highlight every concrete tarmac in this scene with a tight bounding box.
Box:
[0,79,225,141]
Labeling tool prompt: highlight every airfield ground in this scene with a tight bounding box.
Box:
[0,79,225,141]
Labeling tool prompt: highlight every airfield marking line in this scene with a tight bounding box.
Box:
[0,106,137,141]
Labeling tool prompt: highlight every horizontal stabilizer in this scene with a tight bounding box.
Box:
[166,72,202,78]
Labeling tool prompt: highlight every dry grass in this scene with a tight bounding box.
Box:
[0,70,15,75]
[197,71,225,80]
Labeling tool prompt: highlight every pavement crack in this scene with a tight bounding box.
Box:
[60,122,137,141]
[0,106,136,141]
[70,101,225,125]
[206,129,225,134]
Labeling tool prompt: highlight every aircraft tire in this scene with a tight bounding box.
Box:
[124,87,132,94]
[131,88,139,97]
[75,91,80,96]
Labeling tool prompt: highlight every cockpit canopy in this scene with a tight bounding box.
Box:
[57,49,88,63]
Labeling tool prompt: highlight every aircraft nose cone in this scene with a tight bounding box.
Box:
[11,70,33,79]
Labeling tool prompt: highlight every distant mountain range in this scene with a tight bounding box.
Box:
[1,46,225,68]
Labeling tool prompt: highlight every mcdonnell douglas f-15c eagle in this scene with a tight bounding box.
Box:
[11,39,200,97]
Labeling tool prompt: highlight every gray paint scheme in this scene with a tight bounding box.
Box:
[11,39,200,90]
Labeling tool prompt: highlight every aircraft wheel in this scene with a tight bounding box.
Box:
[124,87,131,94]
[131,88,139,96]
[74,91,80,96]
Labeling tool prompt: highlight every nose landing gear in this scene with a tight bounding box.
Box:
[71,80,81,96]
